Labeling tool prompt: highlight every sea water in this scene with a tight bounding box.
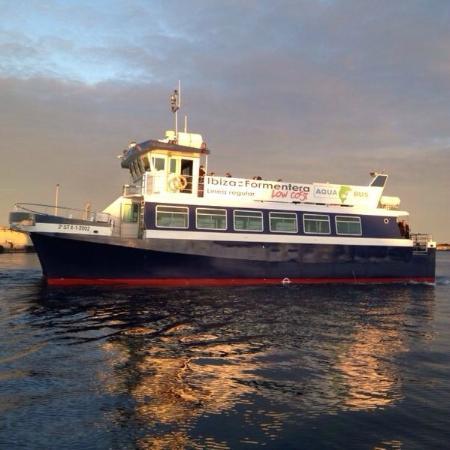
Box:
[0,253,449,449]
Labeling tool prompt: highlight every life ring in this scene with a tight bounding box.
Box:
[168,174,188,192]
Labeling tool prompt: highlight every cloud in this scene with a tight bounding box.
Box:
[1,1,449,240]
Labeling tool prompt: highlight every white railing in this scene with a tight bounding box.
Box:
[379,196,401,210]
[122,184,142,196]
[411,233,433,251]
[144,172,195,195]
[144,172,165,194]
[13,203,111,223]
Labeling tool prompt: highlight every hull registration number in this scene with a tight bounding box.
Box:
[57,224,91,232]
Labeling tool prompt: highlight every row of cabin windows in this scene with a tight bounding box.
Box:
[155,206,362,236]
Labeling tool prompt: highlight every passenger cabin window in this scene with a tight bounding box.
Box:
[303,214,331,234]
[335,216,362,235]
[269,212,298,233]
[196,208,227,230]
[234,210,263,232]
[156,206,188,229]
[122,203,139,223]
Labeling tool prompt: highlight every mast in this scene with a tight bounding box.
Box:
[170,80,181,140]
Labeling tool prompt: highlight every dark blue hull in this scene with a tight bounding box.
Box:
[30,232,436,285]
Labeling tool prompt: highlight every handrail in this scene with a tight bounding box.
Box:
[145,173,195,195]
[13,203,111,223]
[410,233,433,251]
[122,185,141,196]
[410,233,432,243]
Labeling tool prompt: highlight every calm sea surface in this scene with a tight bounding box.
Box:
[0,253,449,450]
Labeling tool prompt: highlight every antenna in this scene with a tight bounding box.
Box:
[184,115,188,133]
[170,80,181,140]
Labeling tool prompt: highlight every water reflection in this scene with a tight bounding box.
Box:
[133,345,259,448]
[337,325,404,409]
[337,288,435,413]
[27,284,435,448]
[98,316,264,448]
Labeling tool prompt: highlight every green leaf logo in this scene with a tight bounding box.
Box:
[339,185,351,203]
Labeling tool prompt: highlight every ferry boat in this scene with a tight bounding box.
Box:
[10,91,436,286]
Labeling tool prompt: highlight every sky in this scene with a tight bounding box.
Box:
[0,0,449,241]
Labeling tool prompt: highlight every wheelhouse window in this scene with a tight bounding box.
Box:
[336,216,362,235]
[131,160,144,181]
[152,156,166,171]
[156,205,189,229]
[303,214,330,234]
[130,163,137,180]
[269,212,298,233]
[137,157,145,173]
[122,203,139,223]
[196,208,227,230]
[142,155,150,171]
[169,158,177,173]
[234,210,263,232]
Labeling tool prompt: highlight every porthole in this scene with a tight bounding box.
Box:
[384,218,389,224]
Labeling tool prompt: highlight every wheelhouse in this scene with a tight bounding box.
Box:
[121,131,209,197]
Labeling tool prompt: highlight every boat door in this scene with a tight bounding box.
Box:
[168,157,194,193]
[120,200,141,238]
[181,159,193,193]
